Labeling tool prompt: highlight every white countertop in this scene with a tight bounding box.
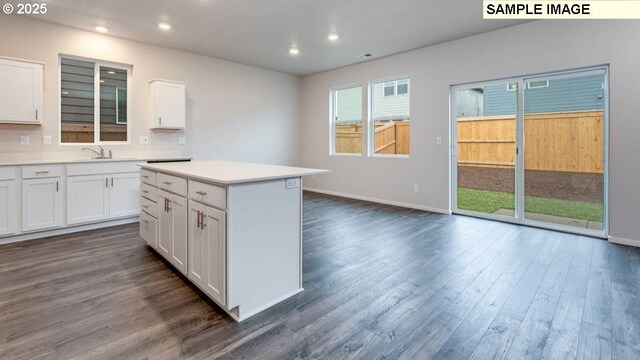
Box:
[140,160,331,185]
[0,156,191,167]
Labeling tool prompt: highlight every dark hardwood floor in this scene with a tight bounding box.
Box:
[1,191,639,359]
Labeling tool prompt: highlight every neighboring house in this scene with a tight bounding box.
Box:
[457,88,484,117]
[458,74,604,118]
[372,78,410,121]
[334,86,362,123]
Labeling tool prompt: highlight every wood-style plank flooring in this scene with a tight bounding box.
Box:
[1,191,639,359]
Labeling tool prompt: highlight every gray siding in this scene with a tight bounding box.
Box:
[457,88,484,118]
[334,86,362,123]
[372,79,410,121]
[484,74,604,116]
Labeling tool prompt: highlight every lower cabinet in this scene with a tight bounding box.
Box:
[140,210,157,248]
[67,172,139,225]
[158,189,188,274]
[188,200,226,306]
[22,177,63,232]
[0,179,17,236]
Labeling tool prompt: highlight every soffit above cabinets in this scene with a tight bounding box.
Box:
[11,0,525,76]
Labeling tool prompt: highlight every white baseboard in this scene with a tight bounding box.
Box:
[304,187,451,215]
[0,217,140,245]
[608,235,640,248]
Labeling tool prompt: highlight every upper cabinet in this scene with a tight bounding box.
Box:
[0,57,44,124]
[150,79,186,129]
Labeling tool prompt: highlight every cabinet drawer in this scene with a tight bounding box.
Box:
[140,169,156,186]
[0,167,16,180]
[157,173,187,196]
[140,196,158,218]
[22,165,63,179]
[140,182,157,203]
[189,180,227,210]
[140,210,157,248]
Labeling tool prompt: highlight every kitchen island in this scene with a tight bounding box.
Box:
[138,161,330,321]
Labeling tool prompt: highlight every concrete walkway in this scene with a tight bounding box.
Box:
[493,209,603,230]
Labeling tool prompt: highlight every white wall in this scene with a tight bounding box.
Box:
[0,16,301,165]
[301,20,640,243]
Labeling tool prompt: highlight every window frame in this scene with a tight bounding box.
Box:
[329,83,363,156]
[368,75,411,158]
[383,81,395,97]
[58,54,133,145]
[527,80,549,89]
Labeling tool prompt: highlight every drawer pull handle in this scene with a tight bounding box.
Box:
[35,171,49,174]
[142,175,149,179]
[163,181,172,185]
[142,205,149,209]
[142,190,148,193]
[195,191,207,196]
[142,219,149,224]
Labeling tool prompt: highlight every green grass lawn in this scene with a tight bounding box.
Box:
[457,188,603,222]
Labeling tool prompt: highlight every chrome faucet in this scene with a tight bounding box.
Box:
[82,145,111,159]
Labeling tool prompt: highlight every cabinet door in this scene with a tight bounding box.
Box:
[157,190,172,259]
[153,81,185,129]
[0,59,43,124]
[140,210,157,248]
[67,175,110,225]
[22,177,63,232]
[189,201,226,304]
[170,194,188,274]
[109,173,140,219]
[0,180,17,237]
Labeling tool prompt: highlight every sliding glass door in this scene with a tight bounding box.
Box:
[453,80,518,220]
[451,67,608,237]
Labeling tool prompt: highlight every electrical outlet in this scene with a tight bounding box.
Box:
[436,136,442,145]
[285,178,300,189]
[413,184,419,193]
[139,136,149,145]
[20,135,29,145]
[177,136,186,145]
[42,135,52,145]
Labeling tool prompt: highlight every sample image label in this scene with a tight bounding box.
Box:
[483,1,640,19]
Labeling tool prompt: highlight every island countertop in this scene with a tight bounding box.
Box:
[139,160,331,185]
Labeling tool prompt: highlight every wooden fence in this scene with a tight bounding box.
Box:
[457,110,604,173]
[335,120,410,155]
[61,123,127,143]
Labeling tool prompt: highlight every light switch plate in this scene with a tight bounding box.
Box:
[178,136,186,145]
[436,136,442,145]
[42,135,51,145]
[285,178,300,189]
[20,135,29,145]
[139,136,149,145]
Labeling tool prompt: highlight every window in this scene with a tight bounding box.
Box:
[370,77,410,156]
[384,81,395,96]
[60,56,130,144]
[330,85,362,154]
[507,83,517,91]
[527,80,549,89]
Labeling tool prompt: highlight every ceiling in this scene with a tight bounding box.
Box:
[15,0,525,76]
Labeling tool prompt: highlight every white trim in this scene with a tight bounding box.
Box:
[608,235,640,248]
[0,216,139,245]
[304,187,451,215]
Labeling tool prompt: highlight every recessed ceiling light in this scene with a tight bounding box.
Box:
[328,33,339,41]
[158,23,171,31]
[94,26,108,33]
[289,48,300,55]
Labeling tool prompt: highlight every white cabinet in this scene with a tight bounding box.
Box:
[158,189,188,274]
[0,58,43,124]
[110,173,140,218]
[140,210,157,248]
[188,200,226,305]
[150,79,186,129]
[22,177,63,232]
[66,162,140,226]
[0,179,18,237]
[66,174,110,225]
